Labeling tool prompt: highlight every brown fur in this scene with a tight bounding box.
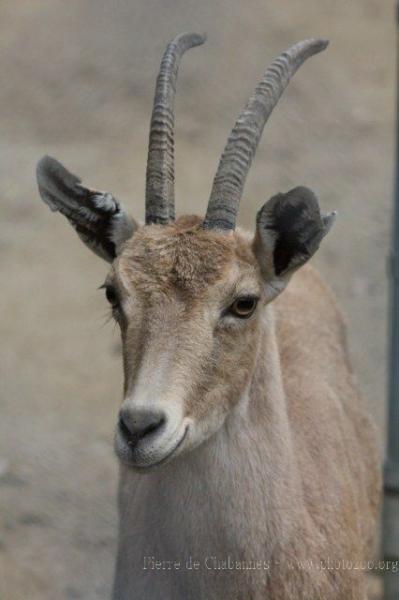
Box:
[108,216,381,600]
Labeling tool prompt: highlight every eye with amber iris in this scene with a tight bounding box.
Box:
[228,296,259,319]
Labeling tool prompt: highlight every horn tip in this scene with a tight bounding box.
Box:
[200,32,207,45]
[296,38,329,58]
[189,32,207,47]
[314,38,329,52]
[174,32,207,48]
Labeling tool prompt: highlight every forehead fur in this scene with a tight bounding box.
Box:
[115,215,256,295]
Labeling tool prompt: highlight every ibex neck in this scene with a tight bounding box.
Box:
[115,307,300,600]
[195,306,299,530]
[124,306,297,542]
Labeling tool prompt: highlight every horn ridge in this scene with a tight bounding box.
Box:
[203,38,328,231]
[145,32,206,225]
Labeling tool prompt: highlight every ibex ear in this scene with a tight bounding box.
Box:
[36,156,138,262]
[253,186,336,301]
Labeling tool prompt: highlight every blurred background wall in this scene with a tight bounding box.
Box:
[0,1,393,598]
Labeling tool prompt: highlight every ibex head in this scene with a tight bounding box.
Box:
[37,33,335,469]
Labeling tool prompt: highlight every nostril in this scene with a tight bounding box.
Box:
[141,415,165,438]
[118,408,166,443]
[119,414,135,443]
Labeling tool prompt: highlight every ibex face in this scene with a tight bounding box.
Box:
[108,218,263,467]
[37,34,335,469]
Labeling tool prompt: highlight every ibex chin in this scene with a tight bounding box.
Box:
[37,33,380,600]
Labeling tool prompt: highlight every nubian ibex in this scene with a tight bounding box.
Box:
[37,33,380,600]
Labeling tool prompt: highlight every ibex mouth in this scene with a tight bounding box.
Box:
[114,421,189,470]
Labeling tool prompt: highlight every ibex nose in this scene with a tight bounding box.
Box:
[118,407,166,444]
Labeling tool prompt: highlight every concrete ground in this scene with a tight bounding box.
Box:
[0,1,393,598]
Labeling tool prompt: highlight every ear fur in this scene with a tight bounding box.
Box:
[36,156,138,262]
[253,186,336,300]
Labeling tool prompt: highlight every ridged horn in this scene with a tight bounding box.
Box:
[203,38,329,230]
[145,32,206,225]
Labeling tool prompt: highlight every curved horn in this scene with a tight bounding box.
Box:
[203,38,329,231]
[145,32,206,225]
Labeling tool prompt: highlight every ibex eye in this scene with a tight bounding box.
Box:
[229,296,258,319]
[105,286,118,307]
